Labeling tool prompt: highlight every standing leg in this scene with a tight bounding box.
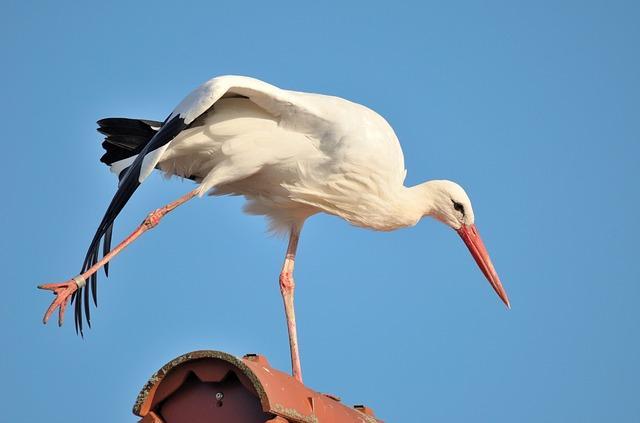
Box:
[280,225,303,383]
[39,189,199,326]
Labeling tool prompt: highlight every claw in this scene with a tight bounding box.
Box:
[38,279,80,326]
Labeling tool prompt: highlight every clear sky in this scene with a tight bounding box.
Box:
[2,1,639,422]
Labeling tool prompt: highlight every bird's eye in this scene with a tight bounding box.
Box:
[452,201,465,214]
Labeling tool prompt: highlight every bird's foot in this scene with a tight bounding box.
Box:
[38,277,82,326]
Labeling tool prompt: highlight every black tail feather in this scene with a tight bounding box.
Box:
[99,118,162,166]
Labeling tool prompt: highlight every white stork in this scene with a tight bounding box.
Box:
[39,75,510,382]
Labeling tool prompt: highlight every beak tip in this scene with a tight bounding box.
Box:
[502,295,511,310]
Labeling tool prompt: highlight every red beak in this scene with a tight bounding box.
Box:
[456,224,510,308]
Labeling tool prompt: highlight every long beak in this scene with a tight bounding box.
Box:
[456,224,510,308]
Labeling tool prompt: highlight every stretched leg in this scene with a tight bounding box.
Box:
[280,225,303,382]
[39,189,199,326]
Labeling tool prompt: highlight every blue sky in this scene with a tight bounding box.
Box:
[2,1,639,421]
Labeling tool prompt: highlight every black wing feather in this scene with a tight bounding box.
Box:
[102,168,133,277]
[103,223,113,277]
[84,276,91,327]
[72,115,187,335]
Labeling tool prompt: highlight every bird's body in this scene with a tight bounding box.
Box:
[40,75,510,383]
[119,85,411,233]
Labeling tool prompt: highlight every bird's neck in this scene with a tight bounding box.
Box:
[330,181,439,231]
[400,181,443,222]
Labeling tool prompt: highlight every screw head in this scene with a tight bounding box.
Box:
[215,392,224,401]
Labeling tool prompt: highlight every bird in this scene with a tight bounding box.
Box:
[39,75,510,383]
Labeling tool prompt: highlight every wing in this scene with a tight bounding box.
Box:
[74,75,332,334]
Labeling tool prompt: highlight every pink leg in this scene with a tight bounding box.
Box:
[39,189,199,326]
[280,226,303,382]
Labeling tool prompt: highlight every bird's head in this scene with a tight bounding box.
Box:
[426,180,475,229]
[420,180,510,308]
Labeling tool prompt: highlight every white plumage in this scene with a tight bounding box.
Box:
[112,76,409,233]
[40,75,510,383]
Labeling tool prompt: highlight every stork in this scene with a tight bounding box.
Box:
[39,75,510,383]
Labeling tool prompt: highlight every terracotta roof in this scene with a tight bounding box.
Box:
[134,350,382,423]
